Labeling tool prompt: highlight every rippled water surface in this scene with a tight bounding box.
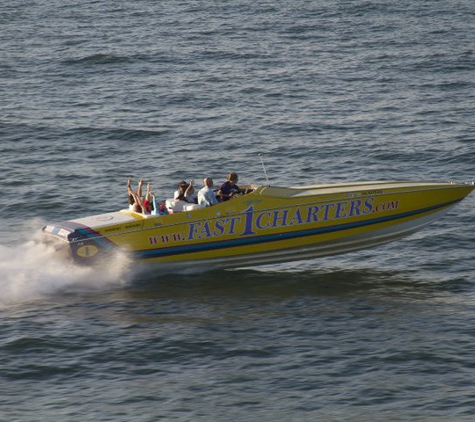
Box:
[1,0,475,420]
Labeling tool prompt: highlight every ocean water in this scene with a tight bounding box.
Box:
[1,0,475,420]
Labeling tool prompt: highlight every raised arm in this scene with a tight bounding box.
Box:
[137,179,144,201]
[127,176,134,196]
[145,183,151,202]
[127,177,147,213]
[184,179,194,198]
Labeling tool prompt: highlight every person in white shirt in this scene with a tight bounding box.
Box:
[198,177,219,207]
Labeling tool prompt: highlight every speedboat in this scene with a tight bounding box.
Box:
[42,180,474,269]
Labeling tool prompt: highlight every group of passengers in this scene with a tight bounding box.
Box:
[127,172,242,215]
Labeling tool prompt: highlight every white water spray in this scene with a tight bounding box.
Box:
[0,233,133,306]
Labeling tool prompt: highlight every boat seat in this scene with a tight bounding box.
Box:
[165,199,184,213]
[183,203,205,211]
[166,199,205,213]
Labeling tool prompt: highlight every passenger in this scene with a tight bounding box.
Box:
[198,177,219,207]
[127,192,135,211]
[174,180,198,204]
[217,172,241,202]
[127,177,139,211]
[127,177,151,214]
[150,192,158,215]
[129,191,144,214]
[150,192,168,215]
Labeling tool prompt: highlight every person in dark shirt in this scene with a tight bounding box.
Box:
[217,172,241,201]
[174,180,198,204]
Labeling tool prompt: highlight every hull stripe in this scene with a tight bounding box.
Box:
[134,198,461,260]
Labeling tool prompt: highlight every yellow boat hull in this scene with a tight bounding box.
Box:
[43,181,474,268]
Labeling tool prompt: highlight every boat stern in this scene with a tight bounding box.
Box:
[42,210,143,264]
[42,222,109,264]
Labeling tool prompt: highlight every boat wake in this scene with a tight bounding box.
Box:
[0,235,132,306]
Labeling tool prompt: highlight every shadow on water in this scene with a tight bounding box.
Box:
[124,265,471,304]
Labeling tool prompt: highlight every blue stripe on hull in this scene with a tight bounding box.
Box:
[134,198,461,260]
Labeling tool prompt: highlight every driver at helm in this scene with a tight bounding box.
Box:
[217,172,241,201]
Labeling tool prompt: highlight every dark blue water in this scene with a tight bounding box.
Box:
[1,1,475,420]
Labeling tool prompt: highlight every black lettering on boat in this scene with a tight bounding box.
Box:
[361,190,383,195]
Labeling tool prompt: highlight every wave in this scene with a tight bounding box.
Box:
[61,53,138,66]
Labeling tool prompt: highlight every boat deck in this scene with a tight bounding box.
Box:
[264,181,458,198]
